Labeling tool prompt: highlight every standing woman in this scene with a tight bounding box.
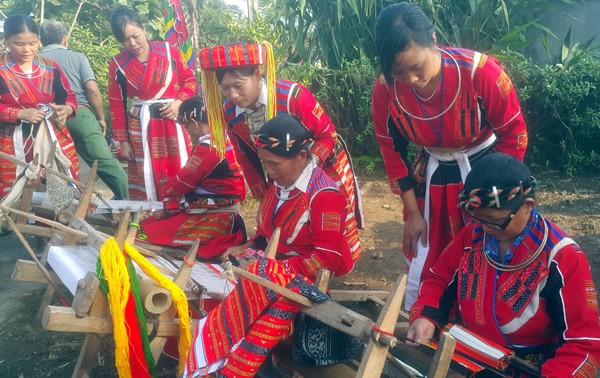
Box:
[108,7,197,201]
[372,2,528,309]
[199,43,361,264]
[0,14,79,198]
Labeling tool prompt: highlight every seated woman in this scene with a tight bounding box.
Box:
[183,114,358,377]
[408,153,600,377]
[136,97,246,259]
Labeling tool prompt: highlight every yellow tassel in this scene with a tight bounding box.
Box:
[99,237,133,378]
[202,69,227,157]
[262,41,277,121]
[123,242,192,375]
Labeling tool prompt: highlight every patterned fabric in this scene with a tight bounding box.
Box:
[225,79,363,254]
[253,132,314,154]
[108,41,197,199]
[411,213,600,377]
[163,0,195,68]
[372,47,528,304]
[257,165,357,278]
[292,313,362,366]
[185,259,300,377]
[199,44,264,70]
[459,176,536,211]
[137,136,246,258]
[0,54,79,197]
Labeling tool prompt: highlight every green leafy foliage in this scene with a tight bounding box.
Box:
[281,58,380,157]
[507,55,600,175]
[542,27,600,69]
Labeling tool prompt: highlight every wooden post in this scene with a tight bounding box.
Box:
[427,332,456,378]
[355,274,407,378]
[264,227,280,259]
[63,161,98,245]
[315,269,331,292]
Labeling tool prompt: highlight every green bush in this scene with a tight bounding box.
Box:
[507,56,600,175]
[280,59,380,157]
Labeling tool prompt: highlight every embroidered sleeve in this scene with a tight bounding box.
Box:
[474,56,527,161]
[541,245,600,377]
[162,144,222,197]
[283,189,348,280]
[108,59,129,142]
[171,46,197,102]
[372,76,415,194]
[0,107,20,123]
[410,225,472,327]
[287,83,336,163]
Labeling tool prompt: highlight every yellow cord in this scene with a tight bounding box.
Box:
[201,69,227,157]
[124,242,192,375]
[262,41,277,121]
[99,237,133,378]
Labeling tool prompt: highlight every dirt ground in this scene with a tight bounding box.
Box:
[0,169,598,377]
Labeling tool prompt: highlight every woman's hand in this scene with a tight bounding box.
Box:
[222,242,253,263]
[50,104,74,126]
[120,141,135,162]
[403,211,427,258]
[159,99,182,121]
[406,318,435,345]
[17,108,46,124]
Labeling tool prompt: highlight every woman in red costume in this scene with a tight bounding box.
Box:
[408,153,600,377]
[108,7,197,201]
[0,14,79,197]
[136,97,246,258]
[183,114,357,377]
[372,2,528,309]
[198,43,361,265]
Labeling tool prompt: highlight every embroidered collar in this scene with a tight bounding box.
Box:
[484,207,539,264]
[235,78,267,117]
[274,159,316,195]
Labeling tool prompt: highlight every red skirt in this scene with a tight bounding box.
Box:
[137,210,246,259]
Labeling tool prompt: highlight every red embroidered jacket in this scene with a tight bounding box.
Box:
[410,215,600,377]
[224,79,336,198]
[161,136,246,204]
[372,47,528,194]
[254,165,354,279]
[108,42,197,142]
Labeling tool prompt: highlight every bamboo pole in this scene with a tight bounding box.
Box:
[1,205,88,239]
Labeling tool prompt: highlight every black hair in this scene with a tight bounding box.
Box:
[179,96,208,124]
[375,2,435,83]
[4,14,38,39]
[110,7,144,42]
[39,20,67,46]
[255,114,314,157]
[460,153,536,210]
[216,66,259,83]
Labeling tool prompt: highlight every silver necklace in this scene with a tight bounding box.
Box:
[413,84,438,102]
[4,51,45,79]
[393,48,461,121]
[483,217,548,272]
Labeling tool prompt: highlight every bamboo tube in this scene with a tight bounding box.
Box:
[138,279,173,315]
